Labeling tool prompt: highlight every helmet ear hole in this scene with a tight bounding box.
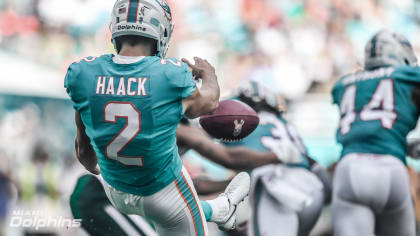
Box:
[405,59,410,65]
[164,29,168,38]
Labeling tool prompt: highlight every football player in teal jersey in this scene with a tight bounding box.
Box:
[178,81,328,236]
[64,0,251,235]
[332,30,420,236]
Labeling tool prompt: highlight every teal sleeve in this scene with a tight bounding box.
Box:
[393,66,420,84]
[181,67,196,99]
[164,58,196,99]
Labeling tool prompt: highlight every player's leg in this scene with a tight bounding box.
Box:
[204,172,251,231]
[102,167,250,235]
[332,154,376,236]
[248,165,325,236]
[376,197,416,236]
[332,195,375,236]
[297,187,324,236]
[157,168,251,233]
[71,175,156,236]
[142,167,209,236]
[248,178,299,236]
[375,157,416,236]
[278,166,325,236]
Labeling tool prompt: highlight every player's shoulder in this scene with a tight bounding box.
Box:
[67,54,112,73]
[65,54,112,89]
[333,67,397,90]
[157,57,190,74]
[332,73,352,95]
[331,71,362,103]
[332,70,363,90]
[155,57,193,87]
[391,66,420,83]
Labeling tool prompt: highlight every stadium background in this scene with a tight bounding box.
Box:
[0,0,420,235]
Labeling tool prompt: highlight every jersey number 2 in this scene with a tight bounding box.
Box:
[104,102,144,166]
[340,79,397,135]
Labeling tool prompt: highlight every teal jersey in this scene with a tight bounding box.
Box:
[332,66,420,164]
[65,55,196,196]
[224,110,310,170]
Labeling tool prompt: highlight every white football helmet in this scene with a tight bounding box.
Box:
[234,80,285,113]
[365,30,418,70]
[110,0,174,58]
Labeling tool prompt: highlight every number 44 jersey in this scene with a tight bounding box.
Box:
[65,54,196,196]
[332,66,420,164]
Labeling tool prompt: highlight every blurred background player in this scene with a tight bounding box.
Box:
[331,30,420,236]
[65,0,250,235]
[179,81,329,236]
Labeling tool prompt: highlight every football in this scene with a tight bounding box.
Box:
[199,100,260,141]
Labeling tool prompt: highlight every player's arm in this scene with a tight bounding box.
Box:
[181,57,220,119]
[407,138,420,159]
[192,178,232,195]
[177,124,280,171]
[412,86,420,111]
[74,111,100,175]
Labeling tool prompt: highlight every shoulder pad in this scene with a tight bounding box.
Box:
[392,66,420,84]
[160,58,192,84]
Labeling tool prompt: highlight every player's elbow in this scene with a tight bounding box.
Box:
[185,100,219,119]
[199,87,220,115]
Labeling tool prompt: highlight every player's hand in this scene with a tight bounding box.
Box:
[182,57,215,79]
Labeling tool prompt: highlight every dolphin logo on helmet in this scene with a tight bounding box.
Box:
[155,0,172,22]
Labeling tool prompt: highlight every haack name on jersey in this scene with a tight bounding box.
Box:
[96,76,148,97]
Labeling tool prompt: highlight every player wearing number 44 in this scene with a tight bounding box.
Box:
[64,0,251,235]
[331,30,420,236]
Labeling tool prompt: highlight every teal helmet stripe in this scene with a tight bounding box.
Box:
[370,33,378,57]
[127,0,140,23]
[251,81,259,97]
